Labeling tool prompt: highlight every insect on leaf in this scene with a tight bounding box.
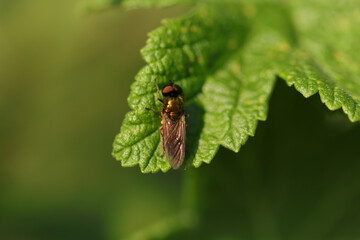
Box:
[113,5,250,173]
[112,1,360,173]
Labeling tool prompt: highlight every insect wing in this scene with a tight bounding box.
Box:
[162,114,186,169]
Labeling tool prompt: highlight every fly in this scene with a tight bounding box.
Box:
[146,80,187,169]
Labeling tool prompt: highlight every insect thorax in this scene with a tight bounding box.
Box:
[162,97,184,119]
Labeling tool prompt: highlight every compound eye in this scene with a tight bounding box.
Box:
[173,85,183,95]
[162,86,174,95]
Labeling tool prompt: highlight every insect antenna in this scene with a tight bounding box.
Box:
[154,79,163,103]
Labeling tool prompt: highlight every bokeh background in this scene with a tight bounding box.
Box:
[1,1,360,240]
[0,1,188,239]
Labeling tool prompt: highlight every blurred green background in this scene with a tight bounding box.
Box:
[1,1,360,240]
[0,1,188,239]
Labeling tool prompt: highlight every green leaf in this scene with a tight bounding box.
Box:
[113,1,360,173]
[278,49,360,122]
[192,31,286,167]
[277,0,360,122]
[112,5,250,173]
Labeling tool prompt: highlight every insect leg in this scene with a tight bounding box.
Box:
[145,107,161,118]
[160,127,165,157]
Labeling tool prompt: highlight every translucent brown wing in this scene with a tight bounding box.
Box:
[162,114,186,169]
